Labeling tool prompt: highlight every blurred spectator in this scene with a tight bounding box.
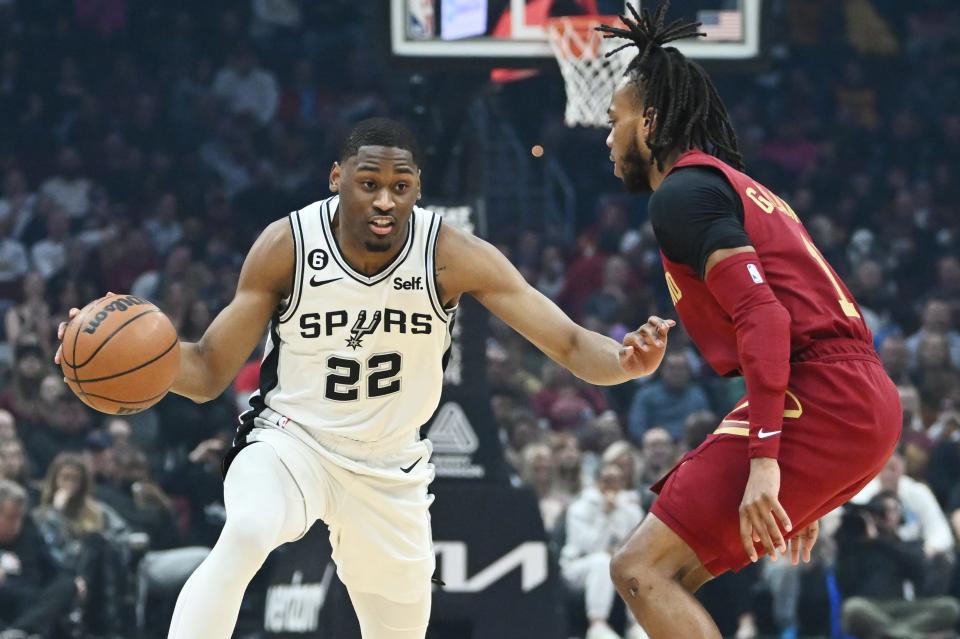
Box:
[4,272,52,355]
[159,436,227,548]
[0,409,14,440]
[105,417,132,450]
[932,256,960,321]
[627,353,710,442]
[179,299,213,343]
[29,208,71,280]
[838,492,960,639]
[681,409,717,453]
[97,446,180,551]
[914,333,960,420]
[600,440,639,498]
[898,385,934,479]
[0,169,38,243]
[21,374,92,473]
[551,432,584,500]
[536,244,567,301]
[0,478,84,637]
[532,361,607,435]
[560,462,643,639]
[520,442,568,535]
[0,436,36,503]
[582,254,635,328]
[834,60,879,131]
[849,258,897,337]
[82,429,114,488]
[557,234,615,322]
[39,147,92,219]
[636,427,678,512]
[31,453,126,635]
[906,299,960,371]
[277,59,326,127]
[142,193,184,258]
[499,409,543,476]
[0,341,52,426]
[99,227,159,294]
[211,44,279,125]
[0,213,28,302]
[880,335,912,387]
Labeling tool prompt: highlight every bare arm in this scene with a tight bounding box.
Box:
[171,219,293,402]
[436,224,669,385]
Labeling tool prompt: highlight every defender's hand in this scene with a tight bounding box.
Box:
[739,458,792,562]
[789,520,819,565]
[619,316,676,376]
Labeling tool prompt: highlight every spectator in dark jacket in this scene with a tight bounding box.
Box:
[0,478,83,637]
[838,491,960,639]
[96,446,179,550]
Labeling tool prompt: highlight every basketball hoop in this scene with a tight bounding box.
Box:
[546,16,629,128]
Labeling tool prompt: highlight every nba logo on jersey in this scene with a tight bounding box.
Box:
[746,263,763,284]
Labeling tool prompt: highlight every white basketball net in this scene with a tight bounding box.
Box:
[546,17,630,128]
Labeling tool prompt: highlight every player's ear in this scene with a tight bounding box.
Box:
[417,168,422,200]
[641,107,657,138]
[329,162,341,192]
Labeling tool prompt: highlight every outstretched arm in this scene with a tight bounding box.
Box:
[436,224,671,386]
[56,219,294,404]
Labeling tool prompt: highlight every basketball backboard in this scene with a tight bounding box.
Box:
[390,0,761,62]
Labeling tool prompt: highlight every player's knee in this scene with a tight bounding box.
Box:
[609,546,653,601]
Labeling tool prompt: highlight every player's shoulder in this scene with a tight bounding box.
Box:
[651,166,735,213]
[252,200,329,260]
[433,212,482,258]
[410,202,443,226]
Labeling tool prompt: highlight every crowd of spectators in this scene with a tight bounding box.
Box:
[0,1,957,638]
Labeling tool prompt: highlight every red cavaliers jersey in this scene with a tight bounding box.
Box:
[660,150,873,377]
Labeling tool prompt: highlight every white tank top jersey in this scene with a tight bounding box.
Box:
[239,195,457,447]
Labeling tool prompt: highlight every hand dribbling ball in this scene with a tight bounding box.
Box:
[60,293,180,415]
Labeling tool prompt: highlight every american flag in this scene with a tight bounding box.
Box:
[697,10,743,41]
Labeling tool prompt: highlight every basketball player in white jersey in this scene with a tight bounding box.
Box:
[56,118,674,639]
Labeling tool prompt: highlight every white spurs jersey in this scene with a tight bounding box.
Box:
[243,195,456,445]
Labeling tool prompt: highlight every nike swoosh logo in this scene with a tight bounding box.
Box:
[400,457,422,473]
[309,276,342,287]
[758,429,781,439]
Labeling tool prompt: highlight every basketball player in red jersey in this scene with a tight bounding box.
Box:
[598,4,901,637]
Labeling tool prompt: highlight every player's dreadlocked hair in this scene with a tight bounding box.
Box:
[596,1,743,171]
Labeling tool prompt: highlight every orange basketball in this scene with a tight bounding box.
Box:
[60,293,180,415]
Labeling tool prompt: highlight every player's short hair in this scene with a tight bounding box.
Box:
[597,1,743,171]
[339,117,421,165]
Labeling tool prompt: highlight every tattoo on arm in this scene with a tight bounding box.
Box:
[435,266,448,307]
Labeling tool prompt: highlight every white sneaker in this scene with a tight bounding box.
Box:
[585,623,622,639]
[625,625,650,639]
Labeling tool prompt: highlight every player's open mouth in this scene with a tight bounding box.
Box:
[369,217,395,236]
